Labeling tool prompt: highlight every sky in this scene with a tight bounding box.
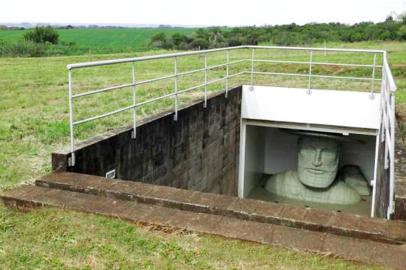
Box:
[1,0,405,26]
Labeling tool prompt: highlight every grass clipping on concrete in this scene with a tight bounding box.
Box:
[1,41,405,269]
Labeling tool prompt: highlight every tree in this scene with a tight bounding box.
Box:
[206,28,225,48]
[171,33,190,47]
[398,25,406,40]
[24,26,59,44]
[398,12,406,24]
[150,32,167,48]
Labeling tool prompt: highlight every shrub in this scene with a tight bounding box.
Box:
[398,25,406,40]
[24,26,59,44]
[150,32,167,48]
[0,40,45,57]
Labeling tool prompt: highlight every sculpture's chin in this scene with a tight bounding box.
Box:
[298,170,336,188]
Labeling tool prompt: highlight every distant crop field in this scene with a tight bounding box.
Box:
[0,27,196,52]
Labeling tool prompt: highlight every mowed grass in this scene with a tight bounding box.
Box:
[0,27,197,53]
[0,207,383,270]
[1,41,405,269]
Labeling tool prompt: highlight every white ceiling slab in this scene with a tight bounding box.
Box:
[241,85,381,131]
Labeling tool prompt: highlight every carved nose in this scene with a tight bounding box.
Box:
[312,150,322,167]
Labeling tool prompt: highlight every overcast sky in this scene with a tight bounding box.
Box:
[1,0,405,26]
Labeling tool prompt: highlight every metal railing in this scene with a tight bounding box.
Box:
[380,52,397,218]
[66,45,397,216]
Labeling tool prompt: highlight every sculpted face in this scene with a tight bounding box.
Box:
[297,136,340,188]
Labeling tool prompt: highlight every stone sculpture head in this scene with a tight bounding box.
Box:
[297,136,340,188]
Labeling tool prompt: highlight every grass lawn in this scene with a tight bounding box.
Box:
[0,41,405,269]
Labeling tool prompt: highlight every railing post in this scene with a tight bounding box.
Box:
[307,50,313,95]
[370,53,377,99]
[225,50,230,98]
[389,89,396,218]
[250,48,255,90]
[131,62,137,138]
[68,69,75,167]
[174,57,179,120]
[204,53,208,108]
[381,69,387,143]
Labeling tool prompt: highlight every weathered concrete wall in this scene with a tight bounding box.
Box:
[375,123,406,220]
[53,87,242,196]
[394,124,406,220]
[374,139,389,218]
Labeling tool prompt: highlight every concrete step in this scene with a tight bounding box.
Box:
[36,171,406,245]
[2,184,406,270]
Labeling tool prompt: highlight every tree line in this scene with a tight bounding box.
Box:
[150,16,406,50]
[2,16,406,57]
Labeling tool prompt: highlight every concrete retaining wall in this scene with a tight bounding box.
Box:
[52,87,242,196]
[394,124,406,220]
[374,139,390,218]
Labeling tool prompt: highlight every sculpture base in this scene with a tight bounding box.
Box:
[248,174,371,216]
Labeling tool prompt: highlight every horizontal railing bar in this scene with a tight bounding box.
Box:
[73,83,134,98]
[176,59,247,76]
[178,67,206,77]
[174,75,233,95]
[315,62,383,68]
[67,46,385,70]
[135,77,227,104]
[177,77,228,96]
[252,71,382,81]
[207,77,227,84]
[177,83,206,95]
[245,45,385,54]
[74,75,237,126]
[312,74,382,81]
[73,74,175,98]
[229,59,248,66]
[74,104,134,125]
[228,71,246,78]
[67,46,245,70]
[253,59,383,68]
[207,59,248,70]
[136,74,175,86]
[73,60,250,99]
[252,71,309,78]
[133,92,175,107]
[208,63,227,70]
[74,92,176,125]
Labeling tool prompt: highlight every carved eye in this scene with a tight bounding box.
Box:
[299,146,315,156]
[321,148,337,161]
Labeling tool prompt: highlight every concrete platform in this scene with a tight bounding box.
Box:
[2,172,406,269]
[36,171,406,244]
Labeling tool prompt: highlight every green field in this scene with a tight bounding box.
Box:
[0,27,196,53]
[1,41,405,269]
